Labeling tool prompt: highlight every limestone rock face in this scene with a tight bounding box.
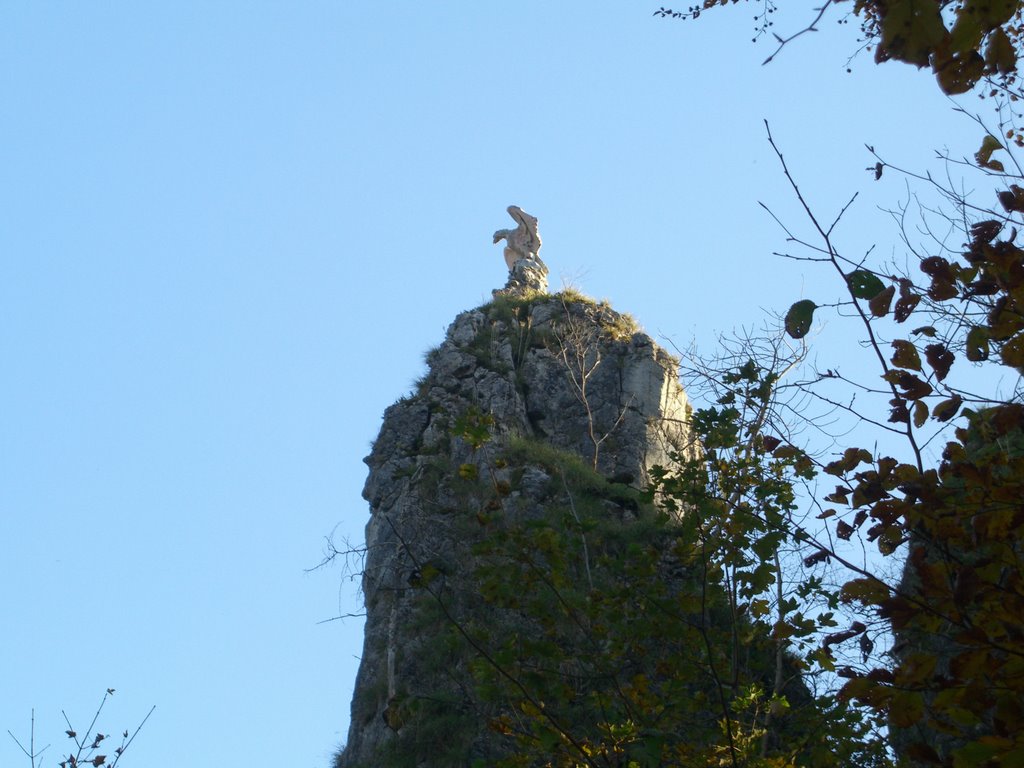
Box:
[495,256,548,295]
[335,294,693,767]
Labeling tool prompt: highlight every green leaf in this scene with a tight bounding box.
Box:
[913,400,930,428]
[846,269,886,300]
[1001,332,1024,369]
[950,10,984,53]
[453,406,495,449]
[890,690,925,728]
[785,299,817,339]
[986,28,1017,74]
[971,0,1018,33]
[840,578,891,606]
[408,562,442,588]
[879,0,948,67]
[932,395,964,421]
[951,741,1000,768]
[966,326,990,361]
[891,340,922,371]
[772,620,796,640]
[904,743,943,764]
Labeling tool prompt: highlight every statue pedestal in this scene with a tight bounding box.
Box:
[493,257,549,297]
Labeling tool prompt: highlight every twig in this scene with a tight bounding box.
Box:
[111,705,155,767]
[762,1,837,65]
[560,472,593,592]
[765,120,926,472]
[7,709,48,768]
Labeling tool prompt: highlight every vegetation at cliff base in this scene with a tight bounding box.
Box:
[450,4,1024,766]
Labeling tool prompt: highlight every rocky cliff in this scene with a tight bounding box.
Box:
[334,289,695,767]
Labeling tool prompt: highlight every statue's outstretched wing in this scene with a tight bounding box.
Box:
[507,205,541,255]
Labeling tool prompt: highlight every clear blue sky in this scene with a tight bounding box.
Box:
[1,3,984,766]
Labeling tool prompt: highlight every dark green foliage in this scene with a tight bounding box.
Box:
[765,114,1024,764]
[784,299,816,340]
[504,436,642,507]
[448,430,885,767]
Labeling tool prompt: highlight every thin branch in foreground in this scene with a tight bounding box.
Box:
[762,1,837,65]
[7,709,48,768]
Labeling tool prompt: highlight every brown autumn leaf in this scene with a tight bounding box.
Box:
[925,343,955,380]
[963,278,1000,296]
[803,551,829,567]
[869,284,896,317]
[852,476,887,507]
[823,621,866,650]
[934,49,985,95]
[866,667,893,684]
[928,276,960,301]
[889,397,910,424]
[921,256,953,279]
[894,280,921,323]
[987,27,1018,74]
[825,447,874,476]
[837,676,879,704]
[970,219,1002,244]
[975,134,1006,169]
[920,256,960,299]
[824,486,850,503]
[884,370,934,400]
[999,184,1024,213]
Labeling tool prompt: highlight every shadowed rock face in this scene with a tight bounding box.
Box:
[335,295,693,768]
